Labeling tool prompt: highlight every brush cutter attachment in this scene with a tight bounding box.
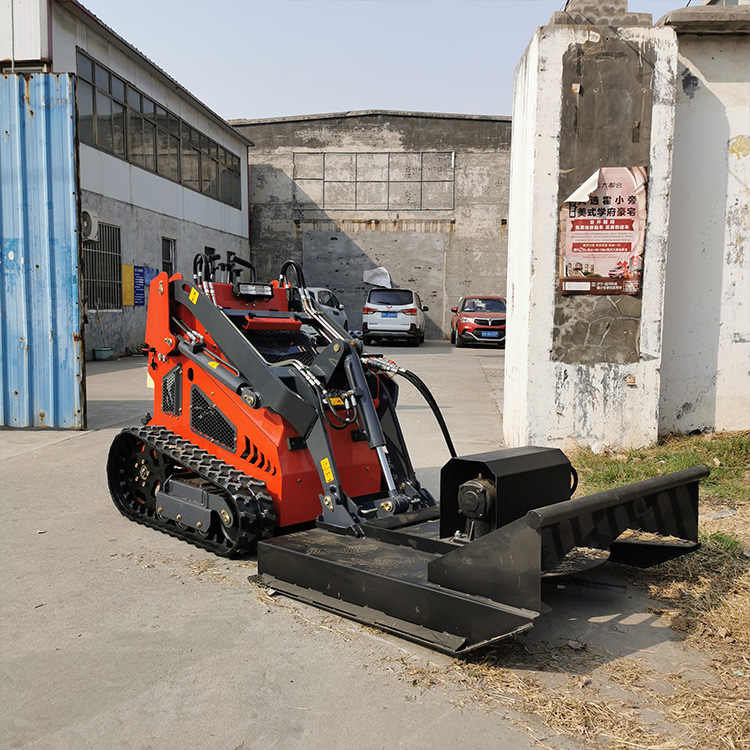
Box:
[108,253,710,655]
[256,447,708,653]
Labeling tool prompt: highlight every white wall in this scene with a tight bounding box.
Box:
[79,147,245,237]
[504,26,679,450]
[0,0,49,63]
[659,34,750,433]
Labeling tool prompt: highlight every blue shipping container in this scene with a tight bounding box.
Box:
[0,73,84,428]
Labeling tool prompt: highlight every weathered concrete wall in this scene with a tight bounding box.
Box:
[81,190,249,357]
[552,34,657,364]
[504,24,678,450]
[233,112,510,336]
[303,228,446,340]
[659,29,750,433]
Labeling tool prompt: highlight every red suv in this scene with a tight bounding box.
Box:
[450,296,507,347]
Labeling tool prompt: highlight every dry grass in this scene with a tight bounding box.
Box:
[573,431,750,651]
[401,642,750,749]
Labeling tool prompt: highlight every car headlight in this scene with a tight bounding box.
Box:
[459,316,474,323]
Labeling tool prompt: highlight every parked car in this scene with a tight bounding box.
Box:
[450,295,506,347]
[362,288,428,346]
[308,287,349,330]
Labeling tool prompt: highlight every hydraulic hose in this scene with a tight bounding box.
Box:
[279,259,306,288]
[397,369,457,459]
[361,356,457,459]
[279,260,342,343]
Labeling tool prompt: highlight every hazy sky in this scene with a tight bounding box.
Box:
[79,0,692,121]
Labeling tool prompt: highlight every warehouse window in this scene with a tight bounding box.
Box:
[162,237,175,277]
[83,223,122,311]
[76,50,242,209]
[292,151,455,211]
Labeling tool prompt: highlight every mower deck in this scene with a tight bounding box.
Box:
[254,463,708,654]
[255,527,537,654]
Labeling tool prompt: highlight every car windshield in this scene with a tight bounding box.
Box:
[461,298,506,313]
[368,289,415,306]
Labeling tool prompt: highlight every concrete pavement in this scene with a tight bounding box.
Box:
[1,342,707,750]
[1,344,542,750]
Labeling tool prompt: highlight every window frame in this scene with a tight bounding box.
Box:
[162,237,176,277]
[83,222,123,312]
[75,49,243,209]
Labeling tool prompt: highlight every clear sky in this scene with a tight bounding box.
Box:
[79,0,693,121]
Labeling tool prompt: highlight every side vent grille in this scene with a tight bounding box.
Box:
[241,436,277,476]
[190,386,236,452]
[162,365,182,415]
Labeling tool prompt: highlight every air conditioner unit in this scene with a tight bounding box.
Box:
[81,210,99,241]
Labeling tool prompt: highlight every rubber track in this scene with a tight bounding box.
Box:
[109,425,275,557]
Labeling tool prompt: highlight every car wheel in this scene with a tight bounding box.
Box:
[363,335,373,347]
[450,328,456,345]
[418,331,425,344]
[409,334,420,347]
[455,335,465,348]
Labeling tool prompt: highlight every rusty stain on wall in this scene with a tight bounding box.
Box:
[728,135,750,159]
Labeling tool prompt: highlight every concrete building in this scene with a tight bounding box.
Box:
[231,111,511,338]
[1,0,252,359]
[504,0,749,450]
[657,2,750,435]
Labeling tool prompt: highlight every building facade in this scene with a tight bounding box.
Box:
[231,111,511,338]
[1,0,252,358]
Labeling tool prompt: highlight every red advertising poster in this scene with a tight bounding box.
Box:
[559,167,647,295]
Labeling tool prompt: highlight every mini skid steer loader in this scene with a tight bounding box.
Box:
[107,252,709,654]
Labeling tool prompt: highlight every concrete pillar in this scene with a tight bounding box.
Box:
[504,5,679,450]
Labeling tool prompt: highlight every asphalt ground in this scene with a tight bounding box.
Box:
[1,341,707,749]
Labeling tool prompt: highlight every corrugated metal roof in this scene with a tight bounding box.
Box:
[0,73,85,428]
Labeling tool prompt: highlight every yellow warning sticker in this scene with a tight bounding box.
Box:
[208,361,219,369]
[329,397,344,407]
[320,457,334,484]
[189,288,199,304]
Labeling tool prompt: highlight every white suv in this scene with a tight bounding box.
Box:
[362,288,428,347]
